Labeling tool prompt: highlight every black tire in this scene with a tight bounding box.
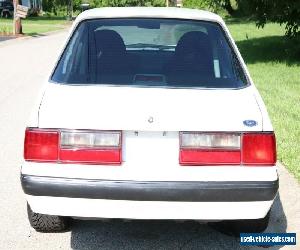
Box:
[210,211,270,237]
[27,203,70,232]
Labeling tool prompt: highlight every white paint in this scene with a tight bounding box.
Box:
[76,7,223,25]
[21,160,278,182]
[38,84,263,132]
[27,195,273,220]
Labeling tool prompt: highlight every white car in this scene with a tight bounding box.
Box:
[21,7,278,233]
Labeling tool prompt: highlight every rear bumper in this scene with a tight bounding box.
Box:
[21,174,278,202]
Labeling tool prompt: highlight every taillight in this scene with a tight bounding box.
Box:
[24,129,59,162]
[24,128,122,165]
[180,132,241,165]
[179,132,276,166]
[59,130,121,164]
[242,133,276,166]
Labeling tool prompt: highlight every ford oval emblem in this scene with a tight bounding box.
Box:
[243,120,257,127]
[148,116,154,123]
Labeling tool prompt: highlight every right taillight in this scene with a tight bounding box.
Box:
[180,132,241,165]
[242,133,276,166]
[179,132,276,166]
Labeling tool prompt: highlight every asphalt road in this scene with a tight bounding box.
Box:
[0,31,299,250]
[0,36,16,42]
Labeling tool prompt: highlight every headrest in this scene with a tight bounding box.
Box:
[175,31,211,58]
[95,29,126,57]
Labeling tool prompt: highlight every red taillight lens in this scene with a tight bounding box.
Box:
[179,132,276,166]
[59,149,121,165]
[24,129,59,162]
[242,133,276,166]
[24,128,122,165]
[180,150,241,165]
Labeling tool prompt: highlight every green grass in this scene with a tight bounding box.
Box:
[0,16,70,35]
[226,19,300,181]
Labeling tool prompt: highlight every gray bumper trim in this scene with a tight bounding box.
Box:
[21,174,278,202]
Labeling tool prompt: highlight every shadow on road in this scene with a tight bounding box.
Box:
[69,195,286,250]
[0,36,16,42]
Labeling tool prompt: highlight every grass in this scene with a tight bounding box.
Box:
[0,16,70,36]
[226,19,300,181]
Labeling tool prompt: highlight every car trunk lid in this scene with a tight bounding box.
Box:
[38,84,263,132]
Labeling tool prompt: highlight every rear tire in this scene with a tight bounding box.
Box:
[27,203,70,232]
[210,211,270,236]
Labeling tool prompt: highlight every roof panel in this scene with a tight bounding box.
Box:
[75,7,223,24]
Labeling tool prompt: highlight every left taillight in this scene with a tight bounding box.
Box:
[24,128,122,165]
[24,129,59,162]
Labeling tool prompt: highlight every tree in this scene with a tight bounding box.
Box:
[184,0,300,40]
[245,0,300,38]
[86,0,164,7]
[214,0,235,15]
[183,0,237,15]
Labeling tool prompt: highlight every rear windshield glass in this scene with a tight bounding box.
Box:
[51,18,248,88]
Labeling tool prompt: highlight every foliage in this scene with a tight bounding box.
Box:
[210,0,236,15]
[183,0,236,16]
[184,0,300,39]
[183,0,210,10]
[151,0,165,7]
[42,0,165,14]
[244,0,300,39]
[88,0,164,7]
[42,0,68,15]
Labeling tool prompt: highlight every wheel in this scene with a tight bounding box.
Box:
[27,203,70,232]
[210,211,270,237]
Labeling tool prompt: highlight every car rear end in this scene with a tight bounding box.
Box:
[21,7,278,232]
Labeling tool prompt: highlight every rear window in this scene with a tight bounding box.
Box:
[51,18,248,88]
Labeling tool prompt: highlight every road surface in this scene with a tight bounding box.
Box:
[0,36,16,42]
[0,31,299,250]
